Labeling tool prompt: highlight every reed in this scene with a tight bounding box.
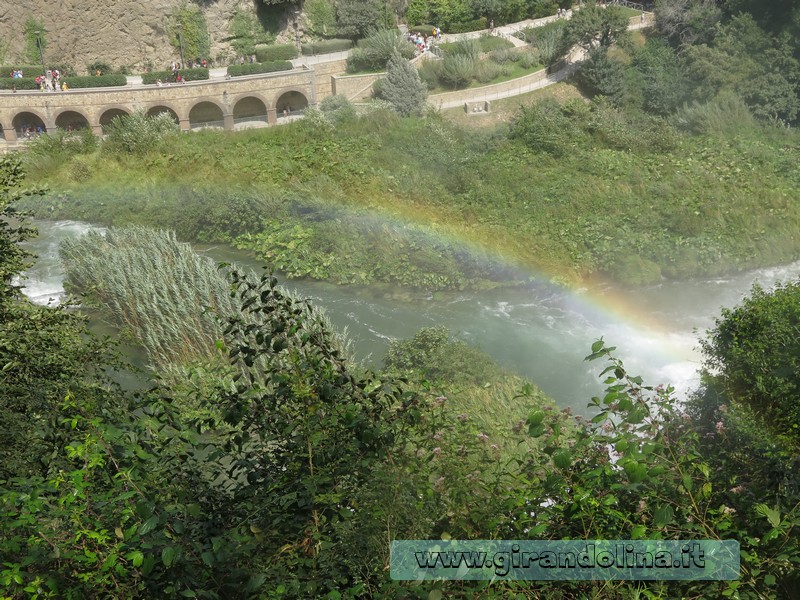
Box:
[60,225,356,376]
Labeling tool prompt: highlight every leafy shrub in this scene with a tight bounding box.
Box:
[439,54,476,88]
[86,61,112,75]
[254,43,298,62]
[318,94,357,125]
[304,0,337,37]
[141,68,208,84]
[489,48,515,64]
[103,111,180,155]
[226,61,292,76]
[575,47,626,104]
[447,17,488,34]
[383,326,505,385]
[347,29,416,73]
[475,61,502,83]
[301,38,353,55]
[672,91,756,135]
[407,24,436,35]
[510,98,589,156]
[527,0,559,19]
[62,74,127,88]
[417,59,442,87]
[519,49,540,69]
[228,9,274,56]
[701,281,800,441]
[520,19,568,65]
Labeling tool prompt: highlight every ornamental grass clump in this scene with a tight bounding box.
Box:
[59,226,356,376]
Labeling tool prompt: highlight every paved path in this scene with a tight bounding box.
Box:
[431,17,652,110]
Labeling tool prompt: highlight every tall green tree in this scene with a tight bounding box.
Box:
[378,49,428,116]
[565,1,629,52]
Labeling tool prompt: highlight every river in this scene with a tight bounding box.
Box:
[19,219,800,414]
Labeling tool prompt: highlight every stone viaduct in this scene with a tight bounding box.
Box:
[0,60,347,143]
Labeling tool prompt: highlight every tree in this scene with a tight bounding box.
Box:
[700,281,800,442]
[654,0,722,45]
[565,1,629,52]
[575,47,626,104]
[377,50,428,116]
[336,0,386,39]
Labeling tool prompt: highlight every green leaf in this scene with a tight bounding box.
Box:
[162,546,177,567]
[139,515,159,535]
[764,574,776,586]
[653,504,674,528]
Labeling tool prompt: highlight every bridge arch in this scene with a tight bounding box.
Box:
[188,100,225,130]
[275,88,309,117]
[99,107,131,131]
[55,109,91,131]
[232,95,269,128]
[146,104,181,123]
[12,110,49,136]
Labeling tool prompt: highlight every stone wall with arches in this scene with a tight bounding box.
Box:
[0,67,319,143]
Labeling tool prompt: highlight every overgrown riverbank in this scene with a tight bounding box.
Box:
[19,95,800,290]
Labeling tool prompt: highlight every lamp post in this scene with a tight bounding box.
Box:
[34,31,46,76]
[177,28,186,69]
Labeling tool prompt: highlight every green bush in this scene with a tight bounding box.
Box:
[0,77,39,90]
[226,61,293,77]
[407,24,437,35]
[86,61,113,76]
[439,54,476,88]
[63,74,127,88]
[102,111,180,155]
[346,30,415,73]
[301,38,353,55]
[475,61,503,83]
[447,18,488,34]
[141,68,208,84]
[701,281,800,441]
[254,43,298,62]
[440,38,481,61]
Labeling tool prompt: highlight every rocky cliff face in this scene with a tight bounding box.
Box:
[0,0,286,73]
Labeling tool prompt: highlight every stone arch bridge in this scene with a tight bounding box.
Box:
[0,66,331,143]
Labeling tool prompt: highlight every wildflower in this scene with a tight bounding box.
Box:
[730,485,745,494]
[432,447,442,457]
[490,444,500,451]
[435,395,447,405]
[457,413,469,422]
[681,413,691,422]
[715,421,725,434]
[432,430,444,441]
[721,506,736,516]
[477,433,489,443]
[636,500,647,514]
[434,476,445,491]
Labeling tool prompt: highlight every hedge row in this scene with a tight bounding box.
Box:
[301,39,353,55]
[254,44,298,62]
[2,64,74,77]
[447,17,489,33]
[227,61,293,77]
[63,74,127,88]
[141,68,209,85]
[408,24,437,35]
[0,77,40,90]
